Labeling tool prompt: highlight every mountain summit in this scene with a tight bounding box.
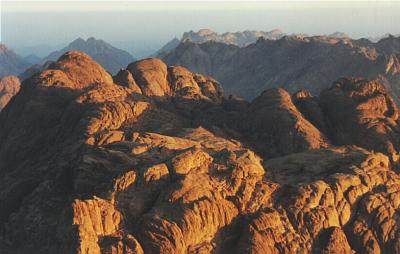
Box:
[42,37,135,74]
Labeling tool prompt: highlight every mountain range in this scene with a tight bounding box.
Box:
[162,34,400,100]
[0,38,136,79]
[155,29,354,58]
[0,51,400,253]
[155,29,288,58]
[181,28,286,46]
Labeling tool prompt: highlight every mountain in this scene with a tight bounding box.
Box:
[42,37,135,74]
[152,37,180,58]
[0,44,30,77]
[23,54,42,65]
[1,51,400,254]
[0,75,20,111]
[163,35,400,100]
[182,28,286,46]
[154,29,287,57]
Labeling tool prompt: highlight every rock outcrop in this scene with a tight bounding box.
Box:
[320,77,400,162]
[0,51,400,254]
[0,75,20,111]
[242,88,329,157]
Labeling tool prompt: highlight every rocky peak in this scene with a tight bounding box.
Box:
[50,51,114,89]
[127,58,171,97]
[197,28,216,36]
[125,58,224,103]
[42,37,135,75]
[69,37,86,47]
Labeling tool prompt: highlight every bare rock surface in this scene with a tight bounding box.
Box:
[320,77,400,162]
[0,76,20,111]
[0,52,400,254]
[242,88,329,157]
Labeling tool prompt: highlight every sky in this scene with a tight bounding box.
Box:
[1,0,400,57]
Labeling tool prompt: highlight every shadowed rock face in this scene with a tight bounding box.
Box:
[163,35,400,100]
[0,51,400,254]
[242,88,329,157]
[320,77,400,162]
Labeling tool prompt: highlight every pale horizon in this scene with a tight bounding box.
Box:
[2,1,400,57]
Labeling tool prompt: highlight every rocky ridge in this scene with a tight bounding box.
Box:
[163,35,400,100]
[0,51,399,254]
[181,29,286,46]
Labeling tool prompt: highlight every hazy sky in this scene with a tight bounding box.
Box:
[1,1,400,57]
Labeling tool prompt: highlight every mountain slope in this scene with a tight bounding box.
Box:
[163,35,400,100]
[152,38,180,58]
[0,44,30,77]
[42,37,135,74]
[0,52,400,254]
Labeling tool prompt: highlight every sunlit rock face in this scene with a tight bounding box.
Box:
[0,51,399,254]
[0,75,20,111]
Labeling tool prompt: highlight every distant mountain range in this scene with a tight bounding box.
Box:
[154,29,354,57]
[181,29,286,46]
[162,34,400,100]
[155,29,288,57]
[0,37,137,79]
[41,37,135,74]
